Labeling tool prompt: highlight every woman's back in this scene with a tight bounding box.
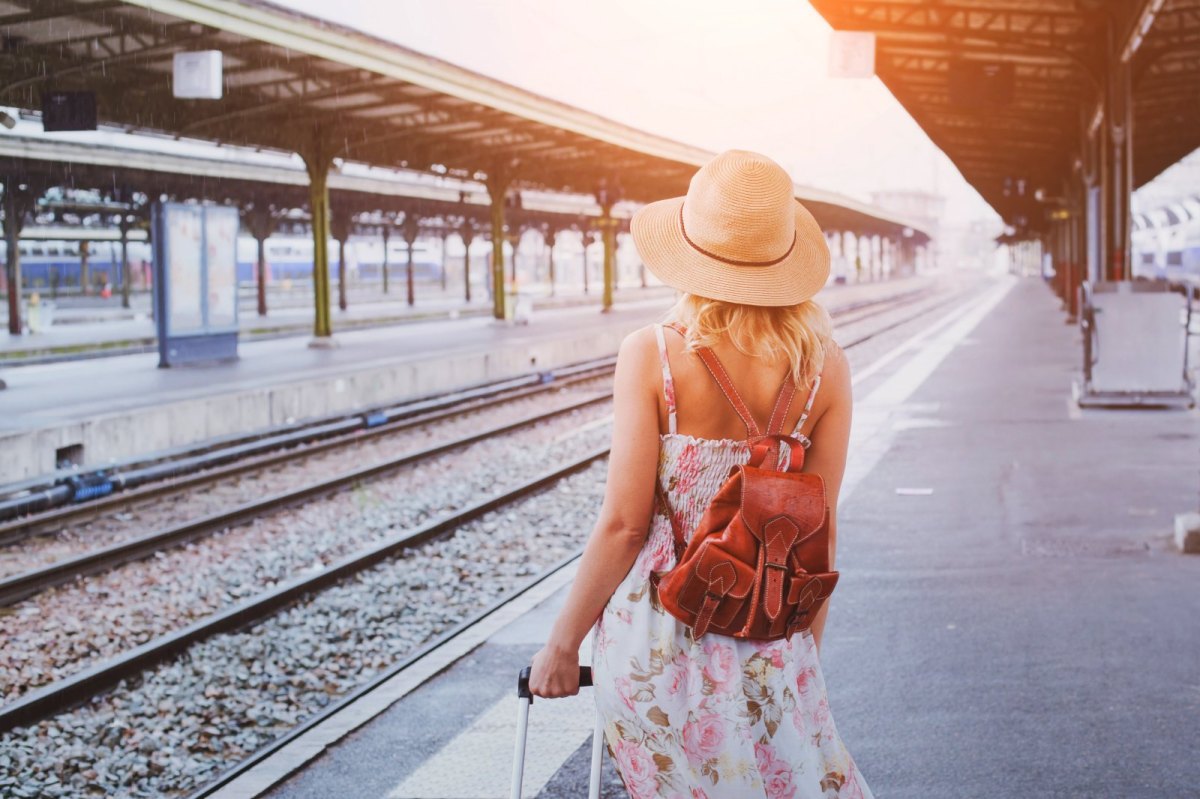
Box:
[653,324,836,445]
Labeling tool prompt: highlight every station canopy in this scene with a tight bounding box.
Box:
[811,0,1200,230]
[0,0,926,240]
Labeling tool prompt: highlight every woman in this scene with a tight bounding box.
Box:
[528,150,873,798]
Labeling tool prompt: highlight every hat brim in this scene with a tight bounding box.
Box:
[630,196,831,307]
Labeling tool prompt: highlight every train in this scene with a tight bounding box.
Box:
[1132,199,1200,286]
[2,230,443,293]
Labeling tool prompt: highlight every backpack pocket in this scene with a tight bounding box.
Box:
[672,541,757,634]
[771,571,840,637]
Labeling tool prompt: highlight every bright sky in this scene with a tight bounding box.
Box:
[278,0,999,225]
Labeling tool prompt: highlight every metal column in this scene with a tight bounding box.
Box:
[302,133,335,343]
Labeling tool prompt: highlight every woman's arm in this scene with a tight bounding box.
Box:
[528,327,661,698]
[800,342,853,653]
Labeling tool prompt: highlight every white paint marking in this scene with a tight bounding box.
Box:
[895,487,934,496]
[388,633,596,799]
[388,686,594,799]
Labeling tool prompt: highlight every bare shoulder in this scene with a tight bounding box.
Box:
[819,339,851,400]
[618,324,661,363]
[615,324,661,384]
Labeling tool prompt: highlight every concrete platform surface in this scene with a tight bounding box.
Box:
[219,274,1200,799]
[0,275,932,483]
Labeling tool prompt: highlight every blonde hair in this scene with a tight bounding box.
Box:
[664,293,833,388]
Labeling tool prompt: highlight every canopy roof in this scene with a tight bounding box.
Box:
[0,0,927,239]
[810,0,1200,229]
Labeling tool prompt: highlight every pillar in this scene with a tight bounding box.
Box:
[244,204,276,317]
[119,216,132,310]
[3,181,25,335]
[459,220,475,303]
[506,228,522,289]
[581,229,592,295]
[486,174,510,320]
[402,212,419,307]
[599,205,617,312]
[381,224,391,295]
[301,132,335,343]
[440,230,449,292]
[330,206,351,312]
[80,240,90,295]
[1104,58,1133,282]
[545,229,557,297]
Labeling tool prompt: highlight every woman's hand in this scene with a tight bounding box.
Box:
[528,643,582,698]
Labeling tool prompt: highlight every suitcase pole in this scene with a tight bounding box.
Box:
[510,688,531,799]
[589,710,604,799]
[512,664,598,799]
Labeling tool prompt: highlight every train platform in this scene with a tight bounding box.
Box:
[197,273,1200,799]
[0,275,933,485]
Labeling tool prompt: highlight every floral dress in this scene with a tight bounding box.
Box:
[590,324,873,799]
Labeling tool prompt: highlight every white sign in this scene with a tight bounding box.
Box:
[173,51,223,99]
[829,31,876,78]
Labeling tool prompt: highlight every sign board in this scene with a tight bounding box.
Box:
[829,32,875,78]
[152,202,239,367]
[173,51,223,99]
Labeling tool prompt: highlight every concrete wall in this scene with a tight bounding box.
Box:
[0,323,636,484]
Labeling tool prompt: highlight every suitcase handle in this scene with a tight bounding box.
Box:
[517,665,593,701]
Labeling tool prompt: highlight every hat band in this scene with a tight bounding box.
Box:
[678,204,797,267]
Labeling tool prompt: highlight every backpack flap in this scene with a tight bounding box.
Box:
[783,571,839,637]
[738,468,827,544]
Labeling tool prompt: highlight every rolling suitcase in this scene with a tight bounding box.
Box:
[511,665,604,799]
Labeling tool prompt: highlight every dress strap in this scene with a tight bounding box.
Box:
[653,323,678,435]
[766,374,797,436]
[791,373,822,438]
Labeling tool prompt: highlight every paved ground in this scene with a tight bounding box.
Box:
[825,274,1200,798]
[234,274,1200,799]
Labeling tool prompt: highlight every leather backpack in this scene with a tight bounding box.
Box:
[650,327,838,641]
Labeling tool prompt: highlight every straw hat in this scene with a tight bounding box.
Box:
[630,149,830,306]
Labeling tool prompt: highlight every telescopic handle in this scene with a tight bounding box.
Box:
[517,665,593,701]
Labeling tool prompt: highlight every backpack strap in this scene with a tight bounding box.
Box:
[653,324,678,435]
[664,321,798,443]
[692,346,763,438]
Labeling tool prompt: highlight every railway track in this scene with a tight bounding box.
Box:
[0,392,612,606]
[0,279,980,799]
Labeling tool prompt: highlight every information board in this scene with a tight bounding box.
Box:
[152,202,240,367]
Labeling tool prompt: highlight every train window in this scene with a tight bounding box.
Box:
[1167,251,1184,266]
[1141,253,1155,265]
